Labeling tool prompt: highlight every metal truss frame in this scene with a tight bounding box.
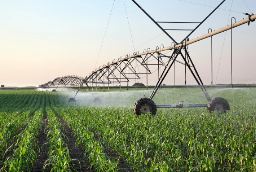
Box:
[79,0,226,107]
[39,1,256,109]
[40,75,84,89]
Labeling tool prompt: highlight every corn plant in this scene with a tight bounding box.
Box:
[44,107,72,171]
[1,88,256,171]
[2,110,43,171]
[54,107,119,171]
[0,110,31,158]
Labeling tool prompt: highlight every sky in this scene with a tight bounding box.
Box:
[0,0,255,87]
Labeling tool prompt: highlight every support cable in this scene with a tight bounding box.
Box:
[176,0,244,14]
[95,0,116,68]
[126,33,163,55]
[124,0,135,52]
[215,33,227,84]
[215,0,234,84]
[242,0,252,14]
[124,0,138,88]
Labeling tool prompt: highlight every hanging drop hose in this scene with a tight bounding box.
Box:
[73,79,88,99]
[215,0,234,84]
[69,79,85,102]
[73,87,81,99]
[71,81,101,104]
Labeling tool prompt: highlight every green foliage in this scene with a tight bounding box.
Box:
[44,107,72,171]
[3,110,43,171]
[1,88,256,171]
[54,107,119,171]
[0,91,43,160]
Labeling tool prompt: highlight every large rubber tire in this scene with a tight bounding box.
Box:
[52,89,57,92]
[68,98,76,103]
[207,97,230,113]
[134,98,157,115]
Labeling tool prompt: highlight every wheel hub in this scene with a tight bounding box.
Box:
[214,104,224,113]
[141,104,151,114]
[68,98,76,103]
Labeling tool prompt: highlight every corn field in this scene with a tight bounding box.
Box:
[0,88,256,171]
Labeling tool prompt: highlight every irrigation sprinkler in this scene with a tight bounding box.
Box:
[73,5,254,114]
[39,81,54,88]
[51,76,102,104]
[132,0,223,115]
[131,1,255,115]
[51,77,65,92]
[40,1,255,114]
[57,76,84,103]
[40,75,89,102]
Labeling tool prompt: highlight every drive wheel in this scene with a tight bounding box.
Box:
[94,97,101,103]
[207,97,230,113]
[52,89,57,92]
[68,98,76,103]
[134,98,157,115]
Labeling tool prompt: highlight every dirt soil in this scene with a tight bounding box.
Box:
[33,113,51,172]
[59,118,93,172]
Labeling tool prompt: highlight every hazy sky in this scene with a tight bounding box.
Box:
[0,0,255,87]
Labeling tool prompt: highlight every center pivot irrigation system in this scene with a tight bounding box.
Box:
[41,0,255,115]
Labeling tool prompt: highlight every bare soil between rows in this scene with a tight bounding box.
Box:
[33,113,93,172]
[33,113,51,172]
[58,118,93,172]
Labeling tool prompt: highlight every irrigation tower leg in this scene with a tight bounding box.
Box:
[150,47,182,99]
[174,61,175,87]
[185,48,187,85]
[146,59,148,90]
[150,46,211,102]
[181,48,211,101]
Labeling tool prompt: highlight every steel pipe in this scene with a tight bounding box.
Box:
[96,14,256,72]
[157,104,208,108]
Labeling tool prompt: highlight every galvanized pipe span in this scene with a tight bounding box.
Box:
[93,14,256,73]
[182,14,256,48]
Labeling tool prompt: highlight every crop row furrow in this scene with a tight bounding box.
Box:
[57,117,91,171]
[32,112,49,171]
[71,107,153,171]
[2,110,43,171]
[44,108,73,171]
[0,94,29,114]
[0,110,32,159]
[74,106,256,171]
[55,107,119,171]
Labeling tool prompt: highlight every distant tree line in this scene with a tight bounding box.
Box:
[132,83,145,87]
